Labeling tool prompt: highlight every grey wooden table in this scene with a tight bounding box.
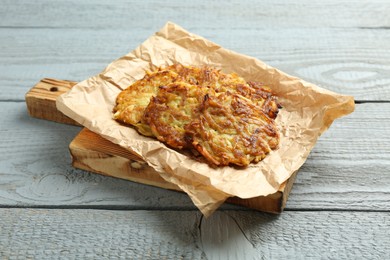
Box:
[1,1,390,259]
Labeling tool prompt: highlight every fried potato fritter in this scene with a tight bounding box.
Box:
[143,82,210,149]
[113,68,179,136]
[113,64,280,167]
[185,92,279,166]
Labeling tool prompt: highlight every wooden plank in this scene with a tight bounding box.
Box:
[1,101,389,210]
[25,78,78,125]
[69,128,179,191]
[1,0,390,102]
[201,210,390,259]
[1,27,389,101]
[1,0,389,29]
[0,208,204,259]
[287,102,390,210]
[0,208,389,259]
[70,128,296,213]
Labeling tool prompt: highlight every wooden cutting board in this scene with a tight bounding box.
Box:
[25,78,297,213]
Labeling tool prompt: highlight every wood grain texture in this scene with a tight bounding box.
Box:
[0,102,197,209]
[1,0,389,257]
[1,28,389,101]
[71,128,296,213]
[1,102,389,210]
[0,208,389,259]
[25,78,78,125]
[70,128,180,191]
[1,0,389,29]
[288,101,390,210]
[0,208,204,259]
[1,1,390,101]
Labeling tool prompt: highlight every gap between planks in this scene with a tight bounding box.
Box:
[1,204,390,213]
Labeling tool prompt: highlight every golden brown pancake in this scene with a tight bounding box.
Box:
[113,64,280,167]
[113,68,179,136]
[185,92,279,166]
[143,82,211,149]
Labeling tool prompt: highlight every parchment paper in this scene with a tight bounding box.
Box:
[56,22,355,216]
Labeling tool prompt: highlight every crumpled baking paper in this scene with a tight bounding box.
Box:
[56,22,355,216]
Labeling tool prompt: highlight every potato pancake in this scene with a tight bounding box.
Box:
[143,82,211,149]
[185,92,279,166]
[113,64,280,167]
[113,68,179,136]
